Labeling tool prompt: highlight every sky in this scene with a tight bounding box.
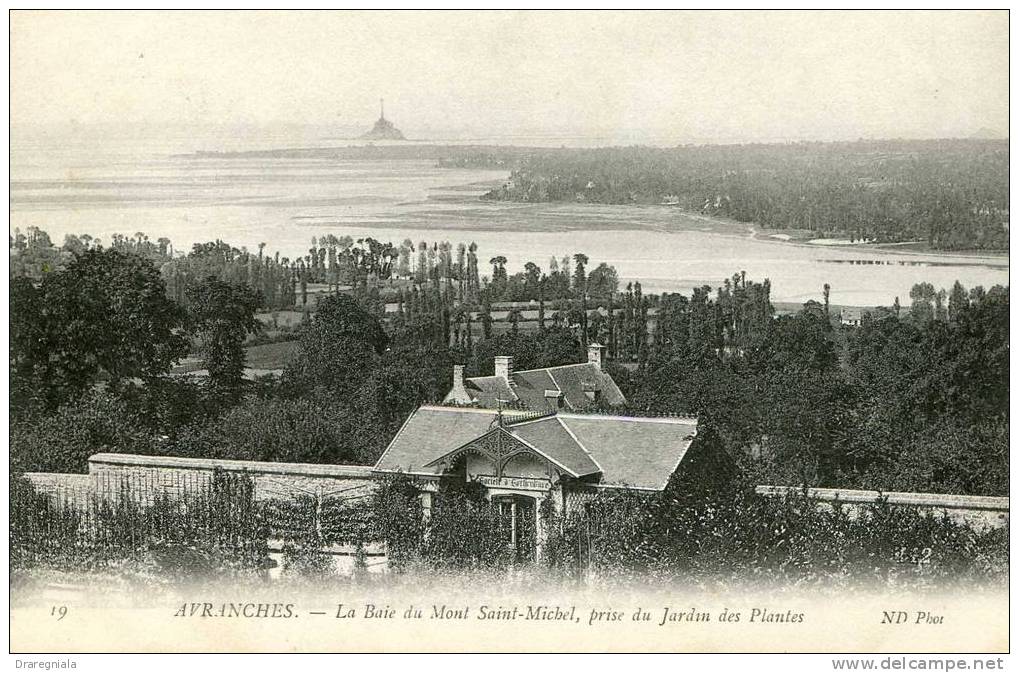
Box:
[10,10,1009,143]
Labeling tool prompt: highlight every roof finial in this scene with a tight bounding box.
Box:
[495,398,513,427]
[380,97,385,121]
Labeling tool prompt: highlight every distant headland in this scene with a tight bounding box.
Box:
[361,98,406,140]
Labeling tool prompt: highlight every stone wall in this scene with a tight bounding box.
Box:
[20,454,385,573]
[756,485,1009,530]
[87,452,377,504]
[22,472,93,510]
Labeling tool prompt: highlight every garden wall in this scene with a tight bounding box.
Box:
[87,452,377,504]
[22,472,93,510]
[756,485,1009,530]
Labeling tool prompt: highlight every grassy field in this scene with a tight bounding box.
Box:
[244,340,299,370]
[256,309,308,329]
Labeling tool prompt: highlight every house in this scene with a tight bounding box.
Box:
[373,404,699,559]
[442,344,625,411]
[840,307,866,326]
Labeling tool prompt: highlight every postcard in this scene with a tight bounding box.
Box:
[8,9,1009,656]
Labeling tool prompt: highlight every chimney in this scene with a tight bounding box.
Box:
[587,343,606,370]
[494,355,513,381]
[447,364,471,404]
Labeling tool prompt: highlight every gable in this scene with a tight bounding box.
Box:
[423,424,598,479]
[424,427,533,469]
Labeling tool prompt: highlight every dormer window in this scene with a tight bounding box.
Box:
[544,390,564,409]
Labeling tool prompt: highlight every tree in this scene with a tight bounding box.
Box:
[10,277,48,414]
[479,141,1008,251]
[480,301,493,340]
[572,253,589,295]
[370,475,424,570]
[354,339,457,447]
[115,376,212,441]
[284,295,388,399]
[469,327,584,375]
[587,263,619,306]
[10,249,188,411]
[489,256,508,296]
[755,309,839,373]
[757,367,856,485]
[186,277,262,393]
[507,308,522,334]
[908,282,937,323]
[842,284,1007,490]
[174,397,369,465]
[11,392,155,473]
[523,262,542,299]
[948,280,970,322]
[538,281,547,330]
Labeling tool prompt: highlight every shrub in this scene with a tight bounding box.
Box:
[173,397,369,465]
[546,483,1008,588]
[11,392,156,473]
[10,474,82,570]
[422,488,512,570]
[10,470,269,581]
[369,474,424,571]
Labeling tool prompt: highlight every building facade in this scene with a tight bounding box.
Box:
[372,404,698,559]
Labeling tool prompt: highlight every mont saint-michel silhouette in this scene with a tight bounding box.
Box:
[361,98,406,140]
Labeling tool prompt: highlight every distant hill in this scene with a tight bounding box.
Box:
[971,127,1006,140]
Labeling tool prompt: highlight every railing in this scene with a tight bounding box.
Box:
[501,408,559,426]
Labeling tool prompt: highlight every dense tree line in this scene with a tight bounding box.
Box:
[9,230,1007,498]
[478,140,1009,250]
[627,278,1008,496]
[11,228,625,355]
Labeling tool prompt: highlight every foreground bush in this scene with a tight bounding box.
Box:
[10,471,269,583]
[11,470,1007,590]
[544,484,1008,588]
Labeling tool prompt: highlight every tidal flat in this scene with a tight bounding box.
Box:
[11,134,1008,306]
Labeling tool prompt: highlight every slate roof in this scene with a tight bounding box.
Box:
[373,405,697,491]
[450,362,626,411]
[506,416,601,477]
[463,375,518,407]
[559,415,697,490]
[373,406,496,478]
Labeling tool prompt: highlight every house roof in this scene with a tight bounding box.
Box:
[506,416,601,477]
[455,362,626,411]
[841,308,862,319]
[464,375,518,406]
[374,406,496,478]
[559,415,697,490]
[373,405,697,491]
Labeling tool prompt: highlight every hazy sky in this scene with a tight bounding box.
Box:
[10,10,1009,142]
